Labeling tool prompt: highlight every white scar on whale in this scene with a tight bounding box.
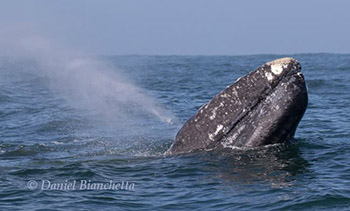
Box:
[265,57,296,81]
[268,57,295,75]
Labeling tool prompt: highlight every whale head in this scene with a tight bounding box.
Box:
[167,58,308,154]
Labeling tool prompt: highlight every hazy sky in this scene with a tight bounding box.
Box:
[1,0,349,55]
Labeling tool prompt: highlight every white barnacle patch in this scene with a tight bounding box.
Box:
[232,89,238,97]
[209,102,224,120]
[220,93,230,98]
[214,124,223,136]
[208,124,224,141]
[209,107,218,120]
[271,63,284,75]
[265,72,274,82]
[208,125,224,141]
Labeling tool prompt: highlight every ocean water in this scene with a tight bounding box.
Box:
[1,54,350,210]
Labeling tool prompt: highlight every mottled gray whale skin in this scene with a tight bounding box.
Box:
[167,58,308,155]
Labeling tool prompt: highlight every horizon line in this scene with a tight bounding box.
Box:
[99,52,350,57]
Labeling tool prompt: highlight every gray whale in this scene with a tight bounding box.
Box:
[167,58,308,154]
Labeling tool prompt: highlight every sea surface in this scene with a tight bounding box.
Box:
[1,54,350,210]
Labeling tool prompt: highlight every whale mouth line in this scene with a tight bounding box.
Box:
[207,66,302,150]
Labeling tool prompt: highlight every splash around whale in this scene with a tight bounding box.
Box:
[166,58,308,155]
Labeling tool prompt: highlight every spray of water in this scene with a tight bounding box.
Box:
[1,29,175,129]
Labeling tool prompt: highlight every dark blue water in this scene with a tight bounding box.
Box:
[1,54,350,210]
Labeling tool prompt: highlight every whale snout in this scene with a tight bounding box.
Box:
[167,57,308,155]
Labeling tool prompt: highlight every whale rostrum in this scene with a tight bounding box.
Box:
[167,58,308,154]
